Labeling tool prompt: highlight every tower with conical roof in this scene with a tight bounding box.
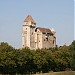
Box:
[22,15,36,48]
[22,15,56,49]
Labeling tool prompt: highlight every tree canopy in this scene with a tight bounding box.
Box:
[0,41,75,74]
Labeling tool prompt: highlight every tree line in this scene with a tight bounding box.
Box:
[0,41,75,74]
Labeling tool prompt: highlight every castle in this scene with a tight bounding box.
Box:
[22,15,56,49]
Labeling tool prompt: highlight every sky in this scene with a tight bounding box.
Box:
[74,0,75,40]
[0,0,74,48]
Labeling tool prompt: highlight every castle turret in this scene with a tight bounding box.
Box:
[51,28,56,37]
[51,28,56,47]
[22,15,36,48]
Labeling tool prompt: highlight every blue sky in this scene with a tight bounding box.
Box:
[0,0,74,48]
[74,0,75,40]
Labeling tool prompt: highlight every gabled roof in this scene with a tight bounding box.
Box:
[24,15,36,24]
[37,27,53,34]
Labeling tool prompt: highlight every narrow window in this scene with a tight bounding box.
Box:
[53,40,54,44]
[46,38,48,41]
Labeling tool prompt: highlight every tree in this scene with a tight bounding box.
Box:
[0,42,16,74]
[51,45,72,71]
[69,40,75,70]
[70,40,75,50]
[0,41,74,74]
[33,49,48,73]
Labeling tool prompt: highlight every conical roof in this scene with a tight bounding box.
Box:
[24,15,36,24]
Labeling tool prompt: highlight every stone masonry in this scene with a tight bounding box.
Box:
[22,15,56,49]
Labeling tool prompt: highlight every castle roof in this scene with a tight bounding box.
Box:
[37,27,53,34]
[24,15,36,24]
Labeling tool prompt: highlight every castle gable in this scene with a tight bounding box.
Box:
[36,27,53,34]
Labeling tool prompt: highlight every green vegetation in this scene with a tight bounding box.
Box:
[0,41,75,74]
[33,71,75,75]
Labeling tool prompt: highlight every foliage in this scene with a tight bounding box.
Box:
[0,41,75,74]
[70,40,75,70]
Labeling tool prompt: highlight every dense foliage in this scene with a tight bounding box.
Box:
[0,41,75,74]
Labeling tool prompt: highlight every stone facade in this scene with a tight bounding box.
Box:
[22,15,56,49]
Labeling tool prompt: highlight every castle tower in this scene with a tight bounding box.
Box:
[51,28,56,47]
[22,15,36,48]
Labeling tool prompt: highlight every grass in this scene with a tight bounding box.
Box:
[33,71,75,75]
[0,71,75,75]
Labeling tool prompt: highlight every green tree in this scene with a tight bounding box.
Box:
[52,45,72,71]
[0,42,16,74]
[70,40,75,50]
[70,40,75,70]
[33,49,48,73]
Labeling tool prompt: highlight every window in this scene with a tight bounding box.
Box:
[46,37,48,41]
[32,32,33,35]
[26,28,27,30]
[26,22,28,24]
[53,40,54,44]
[35,28,37,32]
